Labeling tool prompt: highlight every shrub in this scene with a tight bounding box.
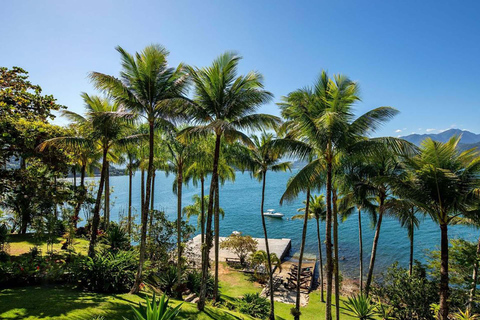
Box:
[0,224,8,252]
[185,268,214,298]
[74,250,137,293]
[130,293,182,320]
[236,293,270,319]
[101,222,130,252]
[343,294,377,320]
[147,265,180,296]
[373,262,438,320]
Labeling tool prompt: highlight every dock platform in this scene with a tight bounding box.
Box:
[187,234,292,262]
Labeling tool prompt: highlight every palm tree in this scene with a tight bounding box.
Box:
[183,194,225,233]
[293,194,327,302]
[233,132,290,319]
[39,93,136,257]
[90,44,189,293]
[279,71,399,320]
[397,136,480,320]
[182,52,278,309]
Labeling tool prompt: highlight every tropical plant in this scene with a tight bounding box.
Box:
[183,51,278,308]
[101,222,130,252]
[130,293,182,320]
[220,233,258,265]
[397,136,480,319]
[249,250,282,283]
[452,309,480,320]
[343,294,377,320]
[147,265,180,297]
[90,44,189,293]
[236,293,270,320]
[0,224,9,252]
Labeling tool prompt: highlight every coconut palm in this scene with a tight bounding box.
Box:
[90,44,189,293]
[182,52,278,309]
[293,193,327,302]
[397,136,480,320]
[279,71,399,320]
[230,131,290,318]
[39,93,136,257]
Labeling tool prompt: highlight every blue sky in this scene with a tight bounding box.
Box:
[2,0,480,137]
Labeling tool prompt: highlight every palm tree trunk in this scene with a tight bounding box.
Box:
[131,122,155,294]
[409,218,414,276]
[198,134,221,311]
[88,147,108,258]
[260,171,275,320]
[73,167,76,192]
[177,163,183,297]
[200,176,205,244]
[105,162,110,228]
[73,164,86,228]
[332,189,340,320]
[151,170,155,211]
[468,233,480,311]
[365,194,385,295]
[295,188,310,320]
[213,176,220,301]
[325,158,333,320]
[128,166,133,236]
[358,207,363,294]
[316,217,325,302]
[439,222,449,320]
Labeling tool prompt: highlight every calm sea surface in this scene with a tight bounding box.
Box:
[83,170,478,278]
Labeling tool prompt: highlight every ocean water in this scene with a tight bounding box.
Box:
[83,170,478,278]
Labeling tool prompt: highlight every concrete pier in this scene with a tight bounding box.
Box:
[187,234,292,262]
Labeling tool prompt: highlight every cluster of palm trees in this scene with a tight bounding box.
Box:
[43,44,480,320]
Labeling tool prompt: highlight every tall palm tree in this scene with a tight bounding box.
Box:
[234,132,291,319]
[90,44,189,293]
[397,136,480,320]
[39,93,136,257]
[293,194,327,302]
[182,52,278,309]
[279,71,399,320]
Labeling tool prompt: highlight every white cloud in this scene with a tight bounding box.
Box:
[395,129,402,133]
[426,128,436,132]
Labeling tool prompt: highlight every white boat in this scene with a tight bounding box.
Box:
[263,209,284,218]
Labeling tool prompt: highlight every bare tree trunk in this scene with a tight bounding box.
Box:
[88,148,108,258]
[198,134,221,311]
[260,171,275,320]
[439,222,449,320]
[358,207,363,294]
[177,163,183,297]
[333,189,340,320]
[295,188,310,320]
[128,166,133,235]
[365,195,385,295]
[325,158,333,320]
[200,176,205,244]
[131,122,154,294]
[213,176,220,301]
[316,217,325,302]
[468,233,480,311]
[105,162,110,228]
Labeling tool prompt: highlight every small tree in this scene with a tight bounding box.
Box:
[220,233,258,265]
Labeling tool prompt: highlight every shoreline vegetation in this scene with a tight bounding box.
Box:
[1,44,480,320]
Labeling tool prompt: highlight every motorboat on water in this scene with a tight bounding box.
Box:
[263,209,284,218]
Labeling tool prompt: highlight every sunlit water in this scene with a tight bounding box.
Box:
[82,170,478,278]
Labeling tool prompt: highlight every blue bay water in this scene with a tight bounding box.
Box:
[84,170,478,279]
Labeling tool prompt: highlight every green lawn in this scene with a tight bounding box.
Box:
[6,234,89,256]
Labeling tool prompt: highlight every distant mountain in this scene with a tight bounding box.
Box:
[401,129,480,151]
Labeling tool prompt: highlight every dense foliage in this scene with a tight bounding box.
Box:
[236,293,270,319]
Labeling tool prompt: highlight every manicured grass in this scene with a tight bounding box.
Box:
[0,286,256,320]
[6,233,89,256]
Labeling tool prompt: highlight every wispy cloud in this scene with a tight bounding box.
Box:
[395,129,402,133]
[426,128,436,132]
